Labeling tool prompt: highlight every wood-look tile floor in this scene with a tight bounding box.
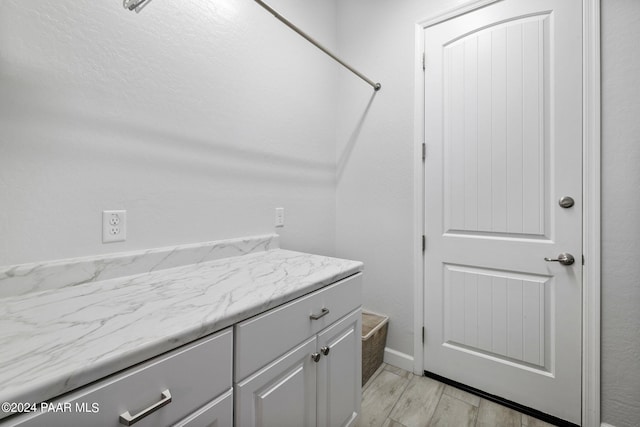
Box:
[358,364,557,427]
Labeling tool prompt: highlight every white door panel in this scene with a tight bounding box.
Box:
[444,15,550,237]
[424,0,582,423]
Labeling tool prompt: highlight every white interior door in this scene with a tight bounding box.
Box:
[423,0,582,423]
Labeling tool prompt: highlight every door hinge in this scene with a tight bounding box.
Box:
[422,52,426,71]
[422,327,425,343]
[422,235,426,252]
[422,143,426,160]
[582,254,585,265]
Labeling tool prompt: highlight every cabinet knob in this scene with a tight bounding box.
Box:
[320,346,330,356]
[311,353,321,363]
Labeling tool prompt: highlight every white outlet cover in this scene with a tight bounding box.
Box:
[102,210,127,243]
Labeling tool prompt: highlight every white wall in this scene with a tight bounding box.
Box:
[335,0,458,364]
[0,0,338,266]
[601,1,640,426]
[335,0,640,426]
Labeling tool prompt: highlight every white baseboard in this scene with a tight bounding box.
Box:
[383,347,414,372]
[601,423,616,427]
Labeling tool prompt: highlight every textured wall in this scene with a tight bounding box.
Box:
[0,0,338,265]
[601,1,640,426]
[335,0,455,361]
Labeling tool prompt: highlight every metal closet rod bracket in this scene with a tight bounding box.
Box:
[121,0,381,91]
[253,0,381,91]
[123,0,153,13]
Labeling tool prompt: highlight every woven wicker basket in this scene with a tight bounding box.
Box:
[361,311,389,386]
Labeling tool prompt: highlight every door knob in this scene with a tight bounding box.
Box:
[544,253,575,266]
[559,196,575,208]
[311,353,321,362]
[320,346,330,356]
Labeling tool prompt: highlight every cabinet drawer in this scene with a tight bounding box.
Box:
[235,273,362,381]
[4,328,232,427]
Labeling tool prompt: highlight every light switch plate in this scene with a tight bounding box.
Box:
[275,207,285,228]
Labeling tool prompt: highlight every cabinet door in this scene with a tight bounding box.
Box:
[236,337,317,427]
[173,389,232,427]
[316,309,362,427]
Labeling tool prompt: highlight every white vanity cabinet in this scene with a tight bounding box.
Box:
[234,273,362,427]
[0,268,363,427]
[3,328,233,427]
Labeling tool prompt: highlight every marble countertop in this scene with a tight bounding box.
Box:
[0,248,362,415]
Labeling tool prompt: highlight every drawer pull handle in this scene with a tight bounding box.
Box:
[119,389,172,426]
[309,308,330,320]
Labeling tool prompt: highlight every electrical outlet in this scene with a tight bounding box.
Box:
[275,207,285,228]
[102,210,127,243]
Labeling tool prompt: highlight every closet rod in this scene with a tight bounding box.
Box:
[254,0,382,91]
